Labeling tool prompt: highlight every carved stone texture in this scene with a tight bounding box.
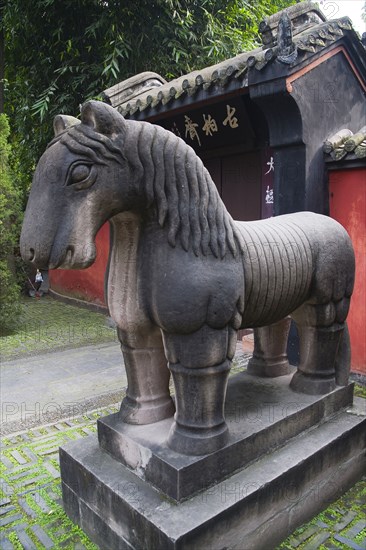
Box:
[248,318,291,377]
[20,100,355,456]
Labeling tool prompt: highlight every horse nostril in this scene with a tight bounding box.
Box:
[66,246,74,263]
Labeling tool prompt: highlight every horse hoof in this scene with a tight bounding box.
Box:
[167,421,229,456]
[247,357,291,377]
[290,371,336,395]
[119,396,175,425]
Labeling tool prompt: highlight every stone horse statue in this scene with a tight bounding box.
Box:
[20,100,354,456]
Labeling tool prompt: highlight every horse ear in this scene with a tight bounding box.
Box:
[80,100,126,137]
[53,115,80,136]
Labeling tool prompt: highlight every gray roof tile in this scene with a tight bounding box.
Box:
[102,15,360,118]
[324,127,366,160]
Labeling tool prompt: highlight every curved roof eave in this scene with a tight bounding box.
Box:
[103,17,361,119]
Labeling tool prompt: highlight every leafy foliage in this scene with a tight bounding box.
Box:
[0,113,22,332]
[2,0,297,185]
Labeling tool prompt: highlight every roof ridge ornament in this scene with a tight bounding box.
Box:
[259,1,325,48]
[277,12,298,64]
[324,127,366,160]
[102,72,167,109]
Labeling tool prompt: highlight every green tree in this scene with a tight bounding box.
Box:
[2,0,297,186]
[0,113,22,332]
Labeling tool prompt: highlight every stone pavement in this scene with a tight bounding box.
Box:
[1,341,251,436]
[1,343,126,435]
[0,407,116,549]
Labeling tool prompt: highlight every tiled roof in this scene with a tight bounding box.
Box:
[102,72,167,113]
[324,127,366,160]
[102,12,357,118]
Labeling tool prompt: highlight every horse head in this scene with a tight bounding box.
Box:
[20,101,137,269]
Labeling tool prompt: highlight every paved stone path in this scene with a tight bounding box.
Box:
[1,343,125,435]
[281,508,366,549]
[0,408,114,549]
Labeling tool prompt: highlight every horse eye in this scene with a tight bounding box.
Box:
[69,164,91,183]
[66,163,97,189]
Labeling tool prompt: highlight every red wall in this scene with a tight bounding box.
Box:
[329,168,366,375]
[49,223,110,307]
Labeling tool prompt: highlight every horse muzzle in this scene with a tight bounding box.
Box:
[49,242,97,270]
[19,230,52,270]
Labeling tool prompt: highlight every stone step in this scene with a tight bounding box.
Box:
[97,371,354,500]
[59,394,366,550]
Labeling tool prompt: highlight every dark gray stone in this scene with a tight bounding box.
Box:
[277,12,298,64]
[10,450,27,465]
[30,524,54,549]
[98,372,354,500]
[302,532,330,548]
[333,510,358,531]
[344,520,366,540]
[13,527,38,550]
[31,493,51,513]
[248,317,291,377]
[0,513,23,527]
[20,97,361,548]
[0,506,16,516]
[18,498,38,519]
[333,534,365,550]
[0,535,16,550]
[21,100,355,456]
[60,396,366,550]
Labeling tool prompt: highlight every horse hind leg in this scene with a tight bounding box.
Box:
[290,297,351,395]
[334,321,351,386]
[118,328,175,425]
[247,317,292,377]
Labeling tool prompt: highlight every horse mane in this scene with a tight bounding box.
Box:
[53,118,245,258]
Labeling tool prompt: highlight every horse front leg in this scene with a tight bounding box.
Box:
[162,324,237,456]
[247,317,292,377]
[118,327,175,424]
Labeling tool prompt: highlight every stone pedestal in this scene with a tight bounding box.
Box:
[60,372,366,550]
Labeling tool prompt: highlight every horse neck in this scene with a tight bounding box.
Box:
[123,119,242,258]
[106,212,142,321]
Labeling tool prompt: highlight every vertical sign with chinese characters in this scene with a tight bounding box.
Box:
[261,148,274,218]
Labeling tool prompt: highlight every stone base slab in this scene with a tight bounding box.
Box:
[98,372,354,500]
[60,370,365,549]
[60,397,365,550]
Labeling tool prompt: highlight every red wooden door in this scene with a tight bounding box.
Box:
[329,168,366,375]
